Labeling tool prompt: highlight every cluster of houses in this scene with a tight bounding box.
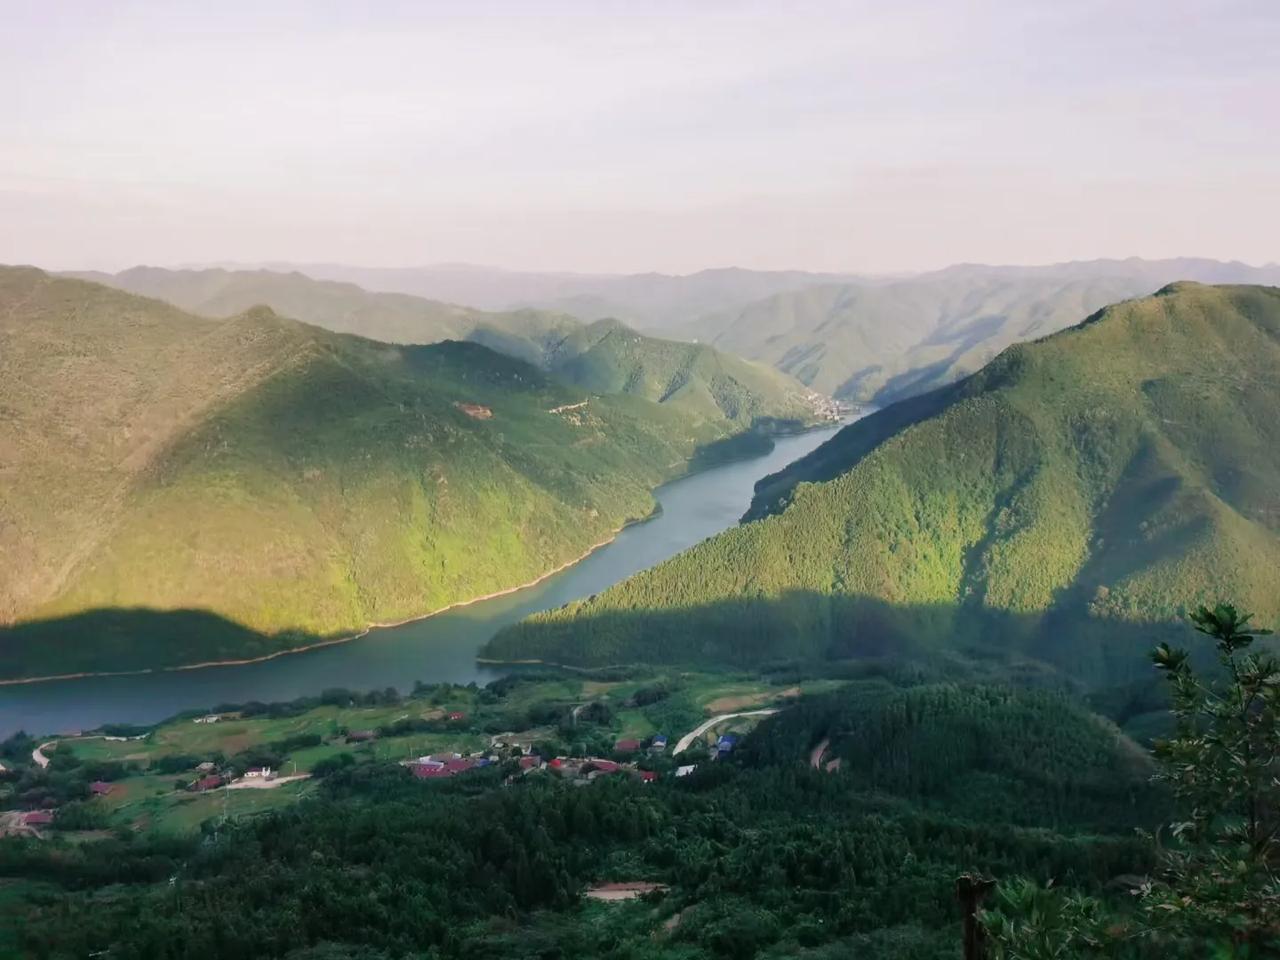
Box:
[402,731,686,786]
[407,753,494,779]
[613,734,668,754]
[9,778,119,835]
[188,762,273,792]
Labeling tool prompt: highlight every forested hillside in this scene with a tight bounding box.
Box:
[0,678,1164,959]
[691,259,1280,404]
[487,284,1280,684]
[76,266,821,429]
[0,268,793,679]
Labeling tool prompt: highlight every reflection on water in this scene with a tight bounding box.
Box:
[0,424,845,736]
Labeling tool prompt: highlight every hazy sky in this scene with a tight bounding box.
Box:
[2,0,1277,274]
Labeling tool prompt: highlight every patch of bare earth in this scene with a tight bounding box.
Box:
[454,402,493,420]
[705,686,801,714]
[585,882,668,902]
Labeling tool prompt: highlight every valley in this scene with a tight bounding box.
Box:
[487,283,1280,687]
[6,6,1278,955]
[0,268,829,682]
[0,423,844,737]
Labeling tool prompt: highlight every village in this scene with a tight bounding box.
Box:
[401,729,738,784]
[0,671,844,838]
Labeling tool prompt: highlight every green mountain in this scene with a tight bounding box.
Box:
[689,259,1280,404]
[0,267,805,680]
[73,266,822,430]
[486,283,1280,683]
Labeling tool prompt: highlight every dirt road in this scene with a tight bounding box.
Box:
[673,709,779,755]
[809,737,829,769]
[225,773,311,790]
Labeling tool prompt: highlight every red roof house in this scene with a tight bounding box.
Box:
[193,775,223,792]
[23,810,55,826]
[614,738,643,753]
[640,770,659,783]
[588,759,621,774]
[519,756,543,771]
[89,780,114,796]
[448,712,466,721]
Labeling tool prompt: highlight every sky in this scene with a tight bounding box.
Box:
[2,0,1277,275]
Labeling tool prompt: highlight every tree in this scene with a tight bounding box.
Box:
[1142,602,1280,954]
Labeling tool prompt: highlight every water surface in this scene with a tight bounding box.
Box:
[0,425,844,737]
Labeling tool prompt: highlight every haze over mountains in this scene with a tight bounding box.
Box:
[72,266,824,432]
[191,262,868,331]
[690,258,1280,403]
[487,283,1280,684]
[0,267,817,679]
[186,258,1280,409]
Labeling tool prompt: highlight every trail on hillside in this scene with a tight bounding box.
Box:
[809,737,829,769]
[673,709,779,755]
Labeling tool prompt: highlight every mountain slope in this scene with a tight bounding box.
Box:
[75,266,823,430]
[0,267,783,679]
[691,259,1280,404]
[486,284,1280,683]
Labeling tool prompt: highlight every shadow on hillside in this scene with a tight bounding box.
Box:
[0,607,327,681]
[483,589,1202,699]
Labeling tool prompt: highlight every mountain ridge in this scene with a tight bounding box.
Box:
[485,283,1280,683]
[0,267,815,679]
[69,265,826,430]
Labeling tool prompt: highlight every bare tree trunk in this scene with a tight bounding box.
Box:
[956,874,997,960]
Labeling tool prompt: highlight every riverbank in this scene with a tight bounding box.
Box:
[0,422,848,738]
[0,422,851,688]
[0,528,632,688]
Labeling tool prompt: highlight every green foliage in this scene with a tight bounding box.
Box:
[1139,604,1280,955]
[489,284,1280,686]
[979,879,1108,960]
[0,681,1159,960]
[741,683,1158,832]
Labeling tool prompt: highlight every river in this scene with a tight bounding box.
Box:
[0,424,845,737]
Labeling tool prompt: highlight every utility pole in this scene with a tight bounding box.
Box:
[956,874,996,960]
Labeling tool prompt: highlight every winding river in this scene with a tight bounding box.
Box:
[0,424,844,737]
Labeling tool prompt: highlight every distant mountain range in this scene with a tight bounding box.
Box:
[0,267,817,680]
[182,261,868,331]
[179,258,1280,407]
[69,266,824,432]
[686,258,1280,403]
[486,283,1280,685]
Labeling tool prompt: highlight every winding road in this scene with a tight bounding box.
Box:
[673,709,779,755]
